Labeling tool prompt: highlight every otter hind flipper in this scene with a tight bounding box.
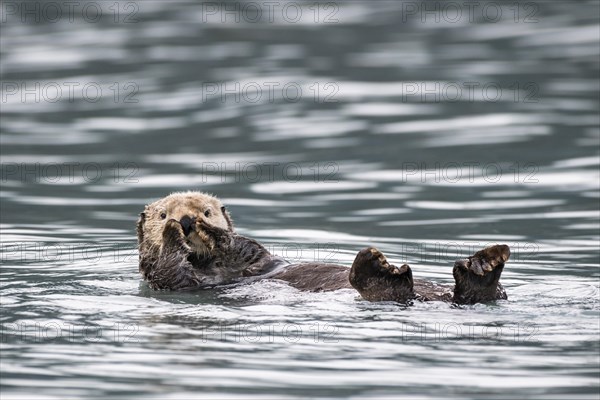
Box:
[452,244,510,304]
[349,247,415,303]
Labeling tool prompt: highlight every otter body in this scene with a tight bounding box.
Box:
[137,192,510,305]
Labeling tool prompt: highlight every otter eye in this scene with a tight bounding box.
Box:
[160,212,166,219]
[204,210,211,217]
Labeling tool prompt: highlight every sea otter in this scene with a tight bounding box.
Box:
[137,191,510,304]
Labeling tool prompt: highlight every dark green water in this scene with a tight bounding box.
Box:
[1,1,599,399]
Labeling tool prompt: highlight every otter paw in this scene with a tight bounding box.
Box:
[452,244,510,304]
[356,247,410,276]
[349,247,414,303]
[161,219,190,253]
[197,219,228,236]
[454,244,510,277]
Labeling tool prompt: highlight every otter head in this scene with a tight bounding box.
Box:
[137,191,233,257]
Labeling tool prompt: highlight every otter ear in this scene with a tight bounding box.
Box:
[221,206,234,231]
[136,211,146,245]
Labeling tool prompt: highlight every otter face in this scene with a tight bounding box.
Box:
[137,191,233,256]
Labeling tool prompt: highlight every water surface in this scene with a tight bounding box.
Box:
[1,1,599,399]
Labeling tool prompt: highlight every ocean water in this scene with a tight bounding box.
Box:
[1,1,599,399]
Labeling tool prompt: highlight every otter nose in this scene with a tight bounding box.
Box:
[179,216,196,236]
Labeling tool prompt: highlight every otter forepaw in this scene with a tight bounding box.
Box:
[349,247,414,303]
[196,220,232,246]
[161,219,191,254]
[452,244,510,304]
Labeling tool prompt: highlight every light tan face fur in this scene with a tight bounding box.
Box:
[140,192,233,256]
